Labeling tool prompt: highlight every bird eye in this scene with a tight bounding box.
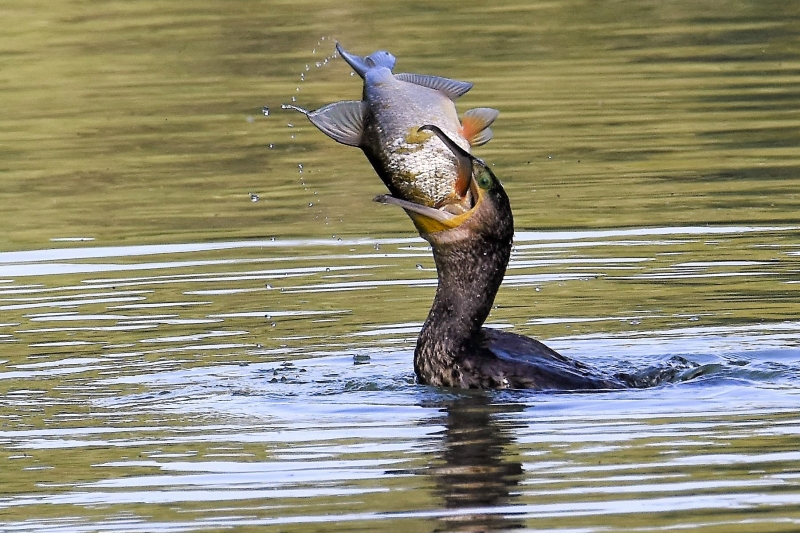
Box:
[477,171,492,189]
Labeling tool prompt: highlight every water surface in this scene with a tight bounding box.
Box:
[2,1,800,531]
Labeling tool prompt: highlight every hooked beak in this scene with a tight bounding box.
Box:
[374,124,485,234]
[374,182,484,234]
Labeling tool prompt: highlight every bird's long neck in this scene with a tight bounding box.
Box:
[414,231,512,379]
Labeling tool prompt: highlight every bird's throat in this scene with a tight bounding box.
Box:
[414,231,511,382]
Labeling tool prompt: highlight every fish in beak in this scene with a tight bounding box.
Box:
[374,124,506,237]
[290,43,499,214]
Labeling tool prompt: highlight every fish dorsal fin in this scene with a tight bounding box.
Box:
[395,73,473,100]
[460,107,499,146]
[306,101,367,147]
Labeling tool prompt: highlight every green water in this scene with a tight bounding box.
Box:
[2,1,800,531]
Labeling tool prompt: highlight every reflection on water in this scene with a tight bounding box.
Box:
[429,395,526,532]
[3,0,800,531]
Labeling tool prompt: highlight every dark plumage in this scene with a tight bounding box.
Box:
[376,125,627,390]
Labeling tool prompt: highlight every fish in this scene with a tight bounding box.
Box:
[290,43,498,213]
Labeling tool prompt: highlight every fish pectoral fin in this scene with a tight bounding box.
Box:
[306,101,367,147]
[460,108,499,146]
[394,73,473,100]
[454,154,473,197]
[469,127,493,147]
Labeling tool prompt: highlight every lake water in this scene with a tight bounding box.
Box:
[2,1,800,531]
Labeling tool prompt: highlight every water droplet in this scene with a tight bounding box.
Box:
[350,71,355,76]
[688,316,699,322]
[315,62,322,68]
[262,106,270,116]
[249,193,259,202]
[290,135,295,139]
[416,264,423,270]
[305,64,310,71]
[535,287,542,292]
[287,123,294,128]
[308,202,313,207]
[291,96,296,102]
[270,236,276,241]
[265,284,272,289]
[300,73,305,81]
[268,143,274,149]
[271,322,277,327]
[325,267,331,272]
[312,48,316,54]
[374,243,380,250]
[298,163,303,171]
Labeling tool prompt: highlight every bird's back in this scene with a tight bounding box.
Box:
[458,328,627,390]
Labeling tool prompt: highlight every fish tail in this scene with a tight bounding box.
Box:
[336,42,395,78]
[460,108,500,147]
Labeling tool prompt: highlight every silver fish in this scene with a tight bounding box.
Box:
[293,43,498,212]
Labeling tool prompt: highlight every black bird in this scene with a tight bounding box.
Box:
[376,125,627,390]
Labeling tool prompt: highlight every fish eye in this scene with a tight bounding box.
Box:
[477,170,493,190]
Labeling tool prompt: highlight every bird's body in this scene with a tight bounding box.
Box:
[423,328,625,390]
[377,126,627,390]
[294,47,632,390]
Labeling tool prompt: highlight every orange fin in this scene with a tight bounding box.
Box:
[460,107,499,147]
[453,149,473,198]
